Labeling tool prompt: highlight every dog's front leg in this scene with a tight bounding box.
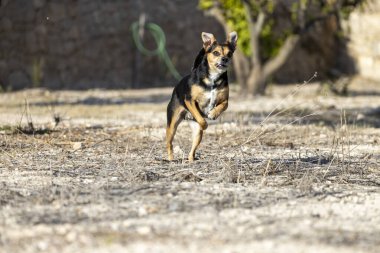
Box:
[184,99,208,130]
[208,100,228,120]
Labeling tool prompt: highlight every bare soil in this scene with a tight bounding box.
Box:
[1,80,380,253]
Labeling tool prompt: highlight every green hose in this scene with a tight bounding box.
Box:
[131,22,181,81]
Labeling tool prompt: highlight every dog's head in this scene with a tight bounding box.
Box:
[201,31,238,74]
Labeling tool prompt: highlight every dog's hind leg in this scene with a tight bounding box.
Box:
[166,106,185,161]
[188,121,203,162]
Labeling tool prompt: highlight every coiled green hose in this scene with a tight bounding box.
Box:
[131,22,181,81]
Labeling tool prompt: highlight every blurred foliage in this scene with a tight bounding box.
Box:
[199,0,293,59]
[199,0,252,55]
[199,0,368,60]
[199,0,288,58]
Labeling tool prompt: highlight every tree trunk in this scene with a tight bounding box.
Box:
[247,35,300,96]
[243,2,268,96]
[247,65,267,95]
[233,50,250,93]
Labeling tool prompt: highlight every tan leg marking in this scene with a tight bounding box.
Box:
[188,122,203,162]
[208,100,228,120]
[184,99,208,130]
[208,86,229,120]
[166,106,185,161]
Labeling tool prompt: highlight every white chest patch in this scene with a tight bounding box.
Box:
[206,88,217,113]
[209,72,220,81]
[203,71,223,114]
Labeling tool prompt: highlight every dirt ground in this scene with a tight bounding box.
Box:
[1,79,380,253]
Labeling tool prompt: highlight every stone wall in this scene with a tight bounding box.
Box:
[0,0,364,90]
[348,1,380,82]
[0,0,224,90]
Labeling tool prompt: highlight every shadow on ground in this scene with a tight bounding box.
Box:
[31,94,171,107]
[222,107,380,128]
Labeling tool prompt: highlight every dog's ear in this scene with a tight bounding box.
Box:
[227,31,238,50]
[192,48,206,71]
[201,32,216,50]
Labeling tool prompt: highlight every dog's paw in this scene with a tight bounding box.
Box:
[207,110,218,120]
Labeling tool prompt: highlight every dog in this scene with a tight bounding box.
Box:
[166,31,238,161]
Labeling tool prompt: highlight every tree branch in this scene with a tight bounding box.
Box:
[205,7,230,33]
[243,1,265,67]
[255,11,266,34]
[263,35,300,78]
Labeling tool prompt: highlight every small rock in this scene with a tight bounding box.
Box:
[66,231,77,242]
[357,113,365,120]
[72,142,82,151]
[174,146,184,156]
[136,226,151,235]
[37,241,48,251]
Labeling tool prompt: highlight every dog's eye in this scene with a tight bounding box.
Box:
[227,52,233,58]
[212,51,220,56]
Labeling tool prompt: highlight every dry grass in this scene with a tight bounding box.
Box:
[1,80,380,253]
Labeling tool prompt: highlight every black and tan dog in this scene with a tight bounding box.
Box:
[166,31,238,161]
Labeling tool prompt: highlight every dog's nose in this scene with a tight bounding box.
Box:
[221,57,228,63]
